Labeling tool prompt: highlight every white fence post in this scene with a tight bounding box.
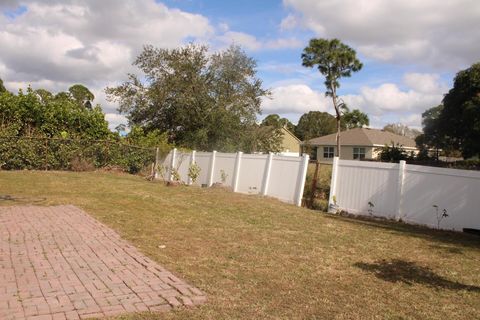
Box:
[207,150,217,187]
[232,151,243,192]
[294,154,310,207]
[328,156,339,213]
[187,150,196,185]
[169,148,177,182]
[261,153,274,196]
[396,160,406,220]
[154,147,160,179]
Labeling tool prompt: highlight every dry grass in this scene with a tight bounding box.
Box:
[1,170,479,320]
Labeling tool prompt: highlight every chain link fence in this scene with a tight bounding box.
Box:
[0,136,169,175]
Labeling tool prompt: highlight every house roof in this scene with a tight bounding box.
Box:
[305,127,417,148]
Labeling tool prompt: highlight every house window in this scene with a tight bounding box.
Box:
[353,147,366,160]
[323,146,334,158]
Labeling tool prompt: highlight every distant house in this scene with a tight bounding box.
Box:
[279,127,301,156]
[304,127,418,161]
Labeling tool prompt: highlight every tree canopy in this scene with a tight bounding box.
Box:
[341,106,369,129]
[439,62,480,158]
[302,38,362,156]
[0,78,6,93]
[417,62,480,158]
[0,86,110,139]
[295,111,337,141]
[383,123,421,139]
[107,44,270,152]
[261,114,295,132]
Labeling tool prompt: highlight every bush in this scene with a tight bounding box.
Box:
[0,136,164,174]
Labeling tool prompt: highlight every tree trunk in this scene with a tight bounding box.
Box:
[331,87,341,158]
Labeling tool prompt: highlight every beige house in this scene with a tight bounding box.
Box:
[279,127,301,156]
[304,127,418,161]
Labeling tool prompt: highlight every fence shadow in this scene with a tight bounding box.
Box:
[354,259,480,292]
[324,214,480,250]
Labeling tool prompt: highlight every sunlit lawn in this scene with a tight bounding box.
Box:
[1,170,479,319]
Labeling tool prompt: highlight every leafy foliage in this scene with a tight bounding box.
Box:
[107,44,270,152]
[0,78,6,93]
[261,114,295,132]
[0,84,171,173]
[295,111,337,141]
[302,38,362,156]
[439,62,480,158]
[341,106,369,129]
[377,142,408,162]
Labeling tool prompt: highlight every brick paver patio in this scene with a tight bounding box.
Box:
[0,205,206,320]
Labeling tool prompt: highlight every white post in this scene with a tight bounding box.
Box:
[187,150,196,185]
[207,150,217,187]
[396,160,406,220]
[232,151,243,192]
[294,154,310,206]
[169,148,177,182]
[154,147,160,179]
[261,153,274,196]
[328,156,339,213]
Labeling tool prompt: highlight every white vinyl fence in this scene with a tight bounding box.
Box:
[328,157,480,231]
[159,149,309,206]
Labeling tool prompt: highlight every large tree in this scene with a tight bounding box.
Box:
[107,44,269,152]
[302,38,362,157]
[439,62,480,158]
[0,78,6,93]
[261,114,295,132]
[341,106,369,129]
[295,111,336,141]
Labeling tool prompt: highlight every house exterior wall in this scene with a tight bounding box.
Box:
[316,145,375,161]
[281,130,300,154]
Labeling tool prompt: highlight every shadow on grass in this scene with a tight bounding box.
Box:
[355,259,480,292]
[0,194,46,204]
[323,213,480,250]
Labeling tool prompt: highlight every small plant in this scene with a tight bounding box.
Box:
[368,201,375,216]
[433,205,449,229]
[188,162,201,184]
[220,169,228,184]
[171,168,181,182]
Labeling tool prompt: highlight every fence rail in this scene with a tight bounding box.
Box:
[161,149,309,206]
[328,157,480,231]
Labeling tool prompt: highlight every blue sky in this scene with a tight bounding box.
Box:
[1,0,478,130]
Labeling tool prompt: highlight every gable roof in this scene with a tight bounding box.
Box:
[281,127,301,142]
[305,127,417,148]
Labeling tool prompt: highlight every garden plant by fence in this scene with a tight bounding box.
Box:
[328,157,480,231]
[160,149,310,206]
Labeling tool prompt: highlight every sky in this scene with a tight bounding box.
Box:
[1,0,479,131]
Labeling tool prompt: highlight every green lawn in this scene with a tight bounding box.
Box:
[1,170,479,319]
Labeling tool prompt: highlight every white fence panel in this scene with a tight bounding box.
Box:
[212,153,236,186]
[236,154,268,195]
[401,165,480,230]
[329,157,480,231]
[175,152,192,182]
[193,152,211,186]
[268,155,303,204]
[159,149,309,206]
[335,160,399,219]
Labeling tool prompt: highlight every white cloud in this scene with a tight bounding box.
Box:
[105,113,128,131]
[262,84,330,114]
[283,0,480,70]
[262,72,445,128]
[215,24,302,51]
